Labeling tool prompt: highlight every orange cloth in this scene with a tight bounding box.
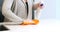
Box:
[20,19,39,25]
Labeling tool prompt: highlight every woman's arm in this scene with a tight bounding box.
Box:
[2,0,23,24]
[33,3,43,10]
[33,0,44,19]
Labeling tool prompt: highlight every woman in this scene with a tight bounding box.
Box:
[2,0,43,25]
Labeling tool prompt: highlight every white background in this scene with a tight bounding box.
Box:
[56,0,60,19]
[40,0,56,19]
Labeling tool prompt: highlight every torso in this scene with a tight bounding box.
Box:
[15,0,33,19]
[15,0,27,19]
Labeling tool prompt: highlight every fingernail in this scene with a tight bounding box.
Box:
[40,4,43,6]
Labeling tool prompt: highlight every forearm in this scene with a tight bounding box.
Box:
[33,2,44,19]
[2,0,23,23]
[2,9,23,22]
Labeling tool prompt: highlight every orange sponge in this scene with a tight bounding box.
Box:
[20,19,39,25]
[32,19,39,25]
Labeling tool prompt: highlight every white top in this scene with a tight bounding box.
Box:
[2,0,43,24]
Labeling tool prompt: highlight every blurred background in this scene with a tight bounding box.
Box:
[0,0,4,22]
[56,0,60,19]
[39,0,56,19]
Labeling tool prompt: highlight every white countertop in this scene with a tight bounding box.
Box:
[1,19,60,32]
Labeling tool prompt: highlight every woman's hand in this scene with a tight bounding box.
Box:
[22,19,34,25]
[20,19,39,25]
[33,3,43,10]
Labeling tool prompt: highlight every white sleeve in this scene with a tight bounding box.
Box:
[2,0,23,23]
[33,0,44,19]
